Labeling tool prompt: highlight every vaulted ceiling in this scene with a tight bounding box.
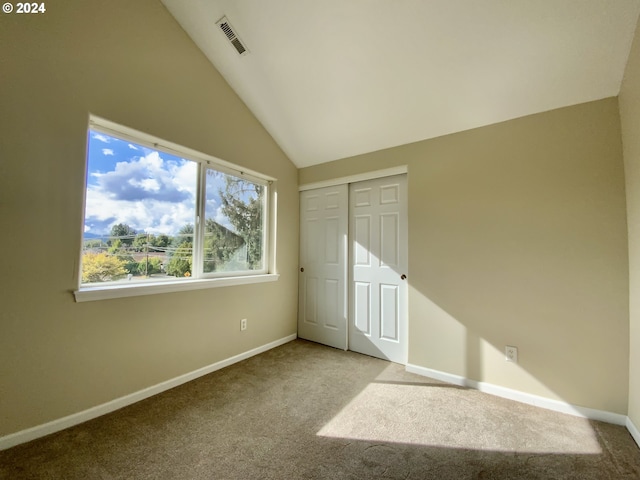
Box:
[162,0,640,168]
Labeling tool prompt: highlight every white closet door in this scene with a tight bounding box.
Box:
[349,175,408,364]
[298,185,348,350]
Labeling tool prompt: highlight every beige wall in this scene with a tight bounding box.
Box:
[0,0,634,441]
[0,1,298,437]
[301,98,629,414]
[620,17,640,427]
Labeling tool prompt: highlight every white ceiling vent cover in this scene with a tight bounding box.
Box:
[216,16,248,56]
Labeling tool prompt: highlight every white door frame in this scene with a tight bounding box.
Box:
[298,165,409,362]
[299,166,408,192]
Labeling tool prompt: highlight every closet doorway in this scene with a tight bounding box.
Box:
[298,174,408,363]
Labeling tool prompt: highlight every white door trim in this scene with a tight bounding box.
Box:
[299,166,408,192]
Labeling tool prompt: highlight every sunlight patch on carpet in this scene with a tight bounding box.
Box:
[316,381,602,454]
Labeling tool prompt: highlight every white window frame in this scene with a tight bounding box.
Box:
[74,115,278,302]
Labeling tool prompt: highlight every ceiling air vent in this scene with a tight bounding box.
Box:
[216,16,248,56]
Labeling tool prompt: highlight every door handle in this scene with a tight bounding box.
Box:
[401,274,407,280]
[300,267,304,273]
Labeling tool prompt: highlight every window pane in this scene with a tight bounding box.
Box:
[81,130,197,285]
[203,169,265,273]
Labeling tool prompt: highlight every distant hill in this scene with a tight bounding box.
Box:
[83,232,108,239]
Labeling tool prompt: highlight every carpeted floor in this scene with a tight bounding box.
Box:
[1,339,639,479]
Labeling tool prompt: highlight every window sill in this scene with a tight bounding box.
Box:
[73,274,280,302]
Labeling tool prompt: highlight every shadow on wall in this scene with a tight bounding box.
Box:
[348,191,623,415]
[349,198,626,413]
[406,207,628,413]
[408,251,627,413]
[402,111,630,415]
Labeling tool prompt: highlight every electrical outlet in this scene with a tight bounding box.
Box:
[240,318,247,331]
[505,345,518,363]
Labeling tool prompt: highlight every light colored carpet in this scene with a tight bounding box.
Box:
[1,339,639,479]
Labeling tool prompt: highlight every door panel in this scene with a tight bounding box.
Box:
[298,185,348,350]
[304,276,318,324]
[325,217,340,263]
[354,282,371,335]
[324,279,340,329]
[380,284,399,340]
[354,216,371,265]
[380,213,399,266]
[349,175,407,363]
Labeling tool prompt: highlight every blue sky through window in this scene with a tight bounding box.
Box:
[84,130,230,238]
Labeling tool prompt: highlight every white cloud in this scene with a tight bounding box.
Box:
[128,144,139,150]
[133,178,160,192]
[85,186,196,236]
[85,151,198,235]
[102,148,114,156]
[92,133,110,143]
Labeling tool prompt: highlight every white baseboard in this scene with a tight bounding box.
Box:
[406,363,628,426]
[0,334,297,451]
[627,417,640,447]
